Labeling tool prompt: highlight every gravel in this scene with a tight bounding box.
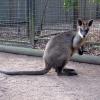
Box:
[0,52,100,100]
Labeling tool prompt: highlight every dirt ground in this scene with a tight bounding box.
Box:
[0,52,100,100]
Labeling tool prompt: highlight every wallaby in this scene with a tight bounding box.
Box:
[0,19,93,76]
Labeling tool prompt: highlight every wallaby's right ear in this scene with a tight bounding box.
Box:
[78,19,82,26]
[88,19,93,27]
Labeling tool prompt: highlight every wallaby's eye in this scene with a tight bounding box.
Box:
[80,28,89,33]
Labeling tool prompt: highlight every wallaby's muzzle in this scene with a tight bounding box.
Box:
[80,28,89,38]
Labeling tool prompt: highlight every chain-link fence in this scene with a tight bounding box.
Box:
[0,0,100,55]
[0,0,35,47]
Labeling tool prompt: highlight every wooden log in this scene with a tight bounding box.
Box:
[0,45,43,57]
[71,54,100,65]
[0,45,99,65]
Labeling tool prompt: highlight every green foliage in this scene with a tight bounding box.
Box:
[64,0,74,9]
[88,0,100,3]
[64,0,100,10]
[97,0,100,3]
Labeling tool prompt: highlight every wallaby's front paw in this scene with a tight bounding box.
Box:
[78,48,84,55]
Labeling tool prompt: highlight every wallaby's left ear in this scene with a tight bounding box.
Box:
[78,19,82,26]
[88,19,93,27]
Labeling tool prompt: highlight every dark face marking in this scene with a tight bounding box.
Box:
[80,28,89,37]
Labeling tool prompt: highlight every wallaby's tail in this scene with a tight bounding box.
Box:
[0,67,51,75]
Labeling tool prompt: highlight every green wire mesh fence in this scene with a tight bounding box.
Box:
[0,0,99,55]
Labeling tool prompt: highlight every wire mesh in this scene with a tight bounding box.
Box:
[34,0,100,55]
[0,0,34,47]
[0,0,99,55]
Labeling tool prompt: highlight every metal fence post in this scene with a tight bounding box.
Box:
[28,0,35,48]
[73,0,78,30]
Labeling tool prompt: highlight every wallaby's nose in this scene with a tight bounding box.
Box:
[81,31,87,38]
[83,35,85,38]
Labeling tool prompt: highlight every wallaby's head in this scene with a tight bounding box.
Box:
[73,19,93,49]
[77,19,93,38]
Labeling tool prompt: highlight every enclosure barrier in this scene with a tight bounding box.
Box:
[0,45,100,65]
[0,45,43,57]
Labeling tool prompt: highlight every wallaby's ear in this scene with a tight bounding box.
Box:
[78,19,82,26]
[88,19,93,27]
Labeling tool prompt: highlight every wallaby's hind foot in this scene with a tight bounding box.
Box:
[66,71,78,76]
[56,68,78,76]
[62,68,78,76]
[63,68,75,72]
[57,71,78,76]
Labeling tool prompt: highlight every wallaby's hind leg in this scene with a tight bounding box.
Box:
[55,61,77,76]
[56,61,78,76]
[55,60,66,76]
[55,67,63,76]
